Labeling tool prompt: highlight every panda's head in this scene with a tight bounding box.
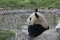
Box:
[27,12,39,25]
[27,9,49,28]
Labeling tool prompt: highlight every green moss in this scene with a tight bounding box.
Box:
[0,0,60,9]
[0,29,15,40]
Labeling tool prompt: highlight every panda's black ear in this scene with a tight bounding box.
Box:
[35,9,38,12]
[35,13,39,18]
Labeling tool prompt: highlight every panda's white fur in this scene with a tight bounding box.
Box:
[27,12,49,28]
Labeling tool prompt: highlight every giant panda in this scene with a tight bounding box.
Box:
[19,9,58,40]
[27,9,49,37]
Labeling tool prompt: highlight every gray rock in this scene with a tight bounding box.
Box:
[32,29,58,40]
[13,29,58,40]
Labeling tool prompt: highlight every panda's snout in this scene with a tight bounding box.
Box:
[26,19,30,24]
[27,19,30,22]
[27,21,30,24]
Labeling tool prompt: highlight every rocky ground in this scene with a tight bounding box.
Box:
[0,9,60,40]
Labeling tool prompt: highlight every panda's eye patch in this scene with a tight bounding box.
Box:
[30,18,31,21]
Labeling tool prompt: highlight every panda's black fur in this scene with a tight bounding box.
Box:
[28,24,49,37]
[35,8,38,12]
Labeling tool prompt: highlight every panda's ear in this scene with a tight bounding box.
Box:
[35,13,39,18]
[35,8,38,12]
